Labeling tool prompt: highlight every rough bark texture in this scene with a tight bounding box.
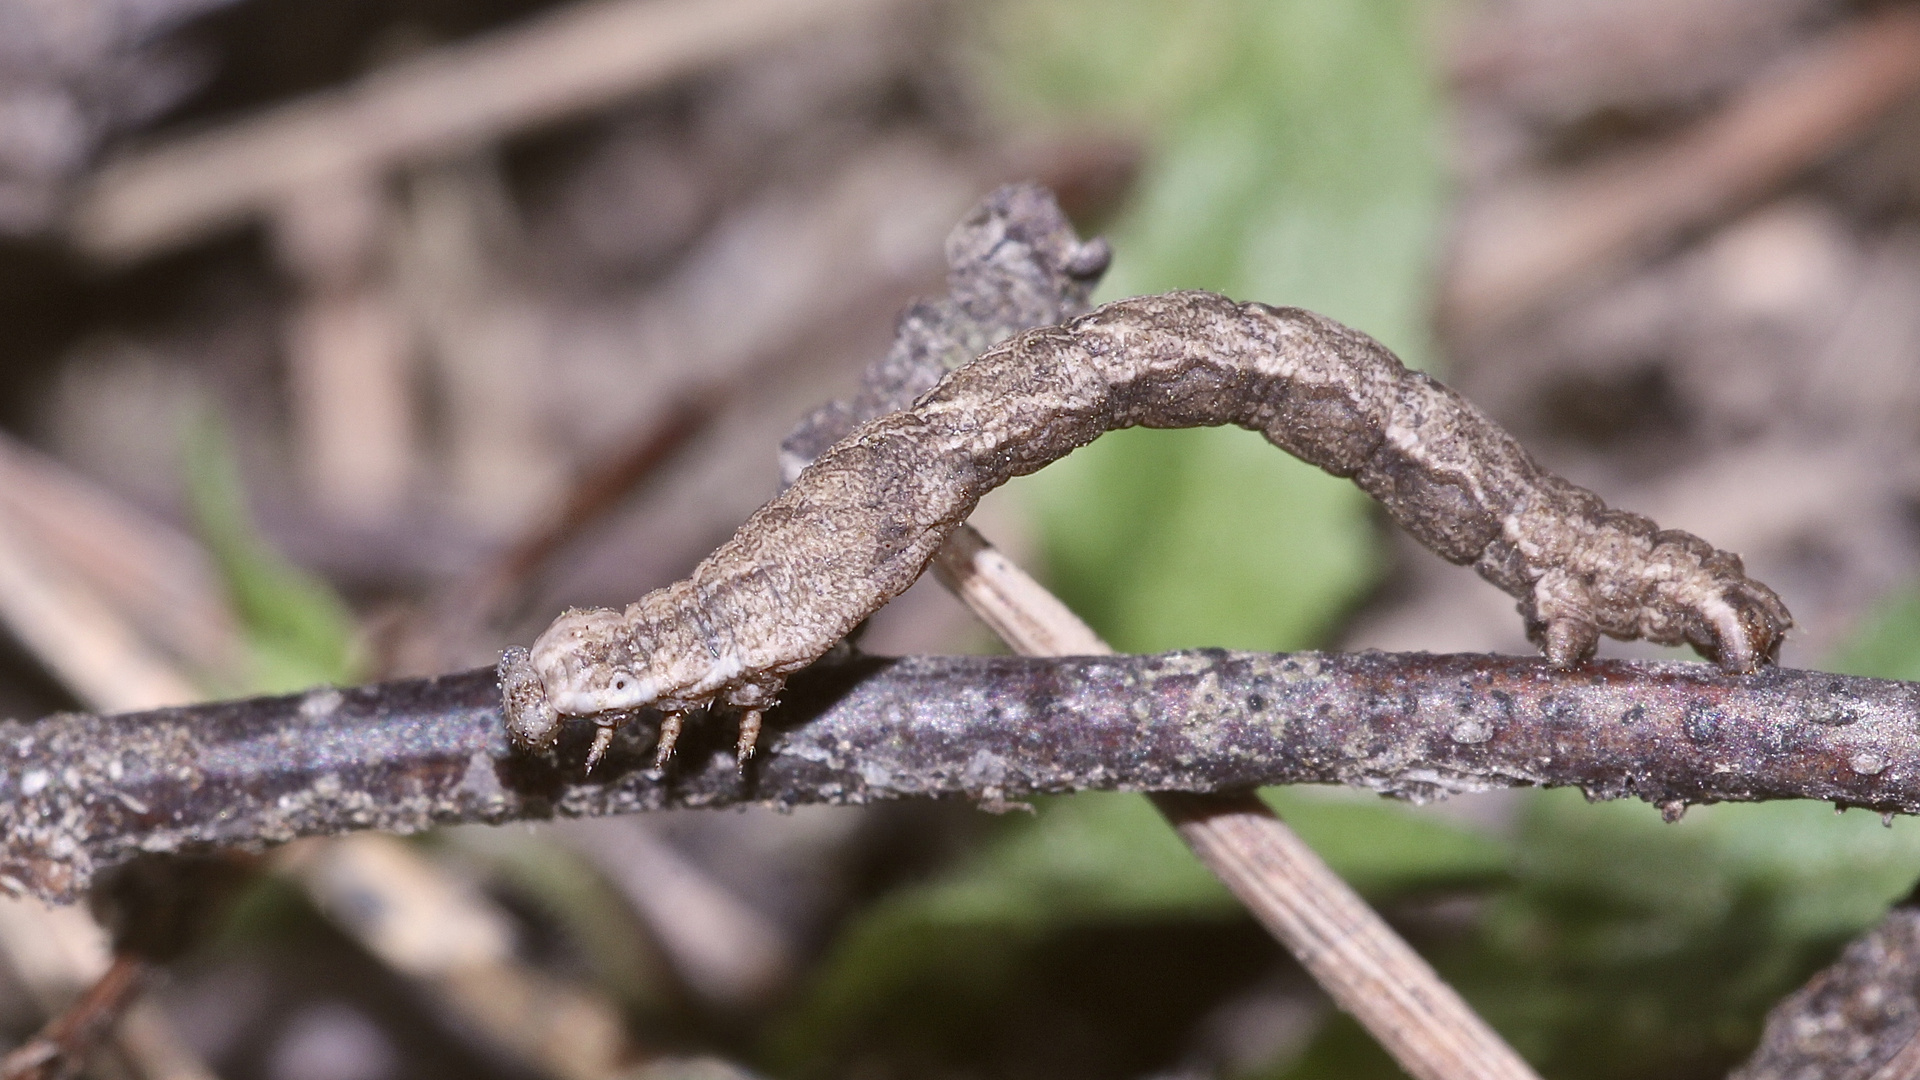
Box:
[506,187,1791,758]
[776,183,1113,480]
[5,649,1916,904]
[1732,901,1920,1080]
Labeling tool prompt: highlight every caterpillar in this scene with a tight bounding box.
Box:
[500,288,1792,771]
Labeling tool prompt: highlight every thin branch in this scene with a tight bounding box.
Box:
[3,649,1915,904]
[72,0,903,260]
[935,526,1540,1080]
[1731,897,1920,1080]
[1442,6,1920,336]
[0,953,148,1080]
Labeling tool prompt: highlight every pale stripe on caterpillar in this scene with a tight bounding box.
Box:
[500,289,1791,772]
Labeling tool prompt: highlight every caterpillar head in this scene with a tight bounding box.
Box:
[500,607,654,749]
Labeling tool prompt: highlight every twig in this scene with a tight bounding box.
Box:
[6,650,1916,905]
[0,953,148,1080]
[933,527,1539,1080]
[0,511,201,713]
[1442,6,1920,336]
[273,172,416,524]
[71,0,906,260]
[823,183,1512,1077]
[0,432,240,681]
[556,819,795,1009]
[274,834,632,1080]
[1161,792,1534,1079]
[1731,898,1920,1080]
[425,380,731,643]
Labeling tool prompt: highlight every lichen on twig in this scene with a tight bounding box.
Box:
[3,650,1919,904]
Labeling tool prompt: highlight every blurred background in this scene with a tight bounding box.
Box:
[5,0,1920,1077]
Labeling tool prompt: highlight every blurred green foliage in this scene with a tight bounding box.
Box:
[975,0,1443,654]
[1431,795,1920,1080]
[765,790,1508,1077]
[1824,583,1920,681]
[763,2,1920,1078]
[182,411,362,694]
[1260,789,1920,1080]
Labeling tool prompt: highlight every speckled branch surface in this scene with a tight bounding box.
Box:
[2,651,1918,903]
[504,189,1791,767]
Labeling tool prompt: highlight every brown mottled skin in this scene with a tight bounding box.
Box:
[502,290,1791,765]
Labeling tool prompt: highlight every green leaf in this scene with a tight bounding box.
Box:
[976,0,1445,654]
[1032,426,1379,653]
[765,791,1506,1075]
[1450,791,1920,1080]
[1824,582,1920,681]
[1264,787,1509,896]
[182,411,361,693]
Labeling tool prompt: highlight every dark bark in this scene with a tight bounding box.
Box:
[1731,897,1920,1080]
[3,647,1915,904]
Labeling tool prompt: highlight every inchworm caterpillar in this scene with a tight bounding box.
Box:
[501,291,1792,770]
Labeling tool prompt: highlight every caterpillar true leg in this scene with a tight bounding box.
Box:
[502,188,1789,770]
[653,712,686,770]
[735,709,763,768]
[504,292,1790,767]
[585,721,618,774]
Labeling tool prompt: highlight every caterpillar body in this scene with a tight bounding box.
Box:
[500,288,1791,770]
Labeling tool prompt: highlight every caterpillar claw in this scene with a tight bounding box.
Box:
[1694,580,1793,675]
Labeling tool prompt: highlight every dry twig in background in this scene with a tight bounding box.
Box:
[275,834,631,1080]
[1443,5,1920,336]
[0,954,146,1080]
[780,185,1537,1080]
[69,0,906,260]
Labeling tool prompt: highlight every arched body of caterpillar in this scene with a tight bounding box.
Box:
[500,289,1792,770]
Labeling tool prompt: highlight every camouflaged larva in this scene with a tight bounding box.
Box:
[500,290,1792,770]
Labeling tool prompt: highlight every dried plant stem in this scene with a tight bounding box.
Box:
[930,525,1540,1080]
[74,0,903,259]
[0,954,147,1080]
[1444,6,1920,335]
[274,834,631,1080]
